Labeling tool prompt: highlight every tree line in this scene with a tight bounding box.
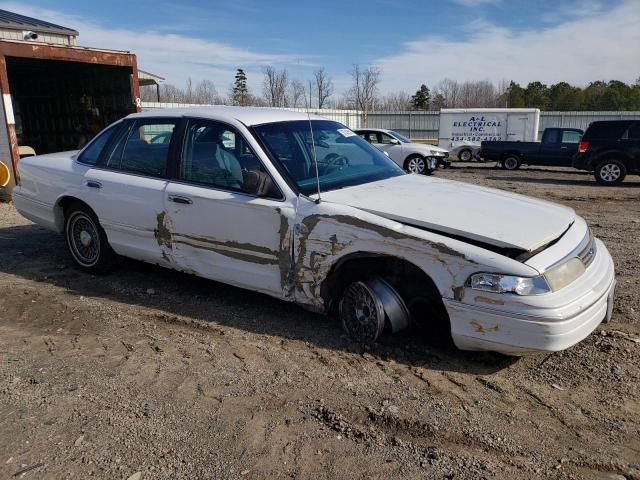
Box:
[140,68,640,112]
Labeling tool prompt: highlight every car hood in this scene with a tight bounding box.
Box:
[320,174,575,252]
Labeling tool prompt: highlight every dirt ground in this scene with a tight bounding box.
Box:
[1,164,639,480]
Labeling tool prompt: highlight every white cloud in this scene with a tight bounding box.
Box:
[0,2,311,92]
[375,0,640,93]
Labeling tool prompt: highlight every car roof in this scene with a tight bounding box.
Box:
[126,106,327,127]
[589,120,638,127]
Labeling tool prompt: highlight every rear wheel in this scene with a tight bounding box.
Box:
[64,202,116,273]
[458,148,472,162]
[502,155,521,170]
[594,159,626,185]
[404,155,427,174]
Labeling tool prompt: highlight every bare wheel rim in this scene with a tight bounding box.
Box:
[599,163,621,182]
[504,157,518,169]
[67,212,100,267]
[340,282,385,343]
[460,150,471,161]
[407,157,425,174]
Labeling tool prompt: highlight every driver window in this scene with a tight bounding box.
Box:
[379,133,396,144]
[180,120,272,194]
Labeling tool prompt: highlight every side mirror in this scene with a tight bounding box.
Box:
[391,139,401,145]
[243,170,275,197]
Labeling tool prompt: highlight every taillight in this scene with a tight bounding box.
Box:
[578,140,590,153]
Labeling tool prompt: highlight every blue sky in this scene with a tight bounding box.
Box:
[4,0,640,98]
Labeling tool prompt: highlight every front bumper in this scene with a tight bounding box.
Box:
[445,239,616,355]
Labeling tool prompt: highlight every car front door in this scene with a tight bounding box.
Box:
[81,118,179,264]
[538,129,581,166]
[374,132,403,165]
[162,118,294,298]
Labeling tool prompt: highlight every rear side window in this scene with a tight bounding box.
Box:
[561,131,582,143]
[78,124,119,165]
[106,120,177,177]
[584,122,631,140]
[625,123,640,141]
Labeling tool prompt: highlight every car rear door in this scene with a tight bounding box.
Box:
[621,122,640,172]
[81,117,179,264]
[162,118,294,298]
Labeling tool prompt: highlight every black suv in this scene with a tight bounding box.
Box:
[573,120,640,185]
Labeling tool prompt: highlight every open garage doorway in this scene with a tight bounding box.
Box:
[7,56,136,155]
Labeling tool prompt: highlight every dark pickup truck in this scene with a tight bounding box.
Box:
[480,128,584,170]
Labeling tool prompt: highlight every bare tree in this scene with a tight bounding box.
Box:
[434,78,460,108]
[314,67,334,109]
[184,77,194,104]
[193,79,220,104]
[263,67,289,107]
[288,79,306,108]
[378,91,412,111]
[347,64,381,126]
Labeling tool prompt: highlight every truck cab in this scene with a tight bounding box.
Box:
[480,128,584,170]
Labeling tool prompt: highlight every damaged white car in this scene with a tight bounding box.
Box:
[13,108,616,355]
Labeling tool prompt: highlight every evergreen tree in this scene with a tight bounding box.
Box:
[411,84,431,110]
[506,81,526,107]
[233,68,249,106]
[524,81,550,109]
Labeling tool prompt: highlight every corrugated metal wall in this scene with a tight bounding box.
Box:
[141,102,640,140]
[537,111,640,134]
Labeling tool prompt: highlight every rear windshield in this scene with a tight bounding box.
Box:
[584,121,633,140]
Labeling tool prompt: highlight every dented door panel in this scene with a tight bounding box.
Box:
[161,182,296,298]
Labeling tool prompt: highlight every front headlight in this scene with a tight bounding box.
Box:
[468,273,551,295]
[429,150,445,156]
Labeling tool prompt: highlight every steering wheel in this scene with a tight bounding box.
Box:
[323,153,349,174]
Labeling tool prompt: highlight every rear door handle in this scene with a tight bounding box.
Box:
[86,180,102,189]
[168,195,193,205]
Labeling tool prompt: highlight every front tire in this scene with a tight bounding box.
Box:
[458,148,472,162]
[404,155,427,174]
[594,159,626,185]
[64,202,116,273]
[502,155,521,170]
[340,281,385,344]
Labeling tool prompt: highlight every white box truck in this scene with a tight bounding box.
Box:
[438,108,540,161]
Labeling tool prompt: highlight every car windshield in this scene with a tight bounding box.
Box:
[253,120,405,196]
[389,131,412,143]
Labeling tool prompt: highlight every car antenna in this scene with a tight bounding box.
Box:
[306,84,322,203]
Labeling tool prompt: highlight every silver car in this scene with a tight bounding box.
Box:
[354,128,450,174]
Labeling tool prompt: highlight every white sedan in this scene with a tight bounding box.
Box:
[354,128,450,174]
[13,108,616,354]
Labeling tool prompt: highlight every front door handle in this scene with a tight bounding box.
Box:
[168,195,193,205]
[86,180,102,189]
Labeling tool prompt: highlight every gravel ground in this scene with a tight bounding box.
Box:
[0,164,639,480]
